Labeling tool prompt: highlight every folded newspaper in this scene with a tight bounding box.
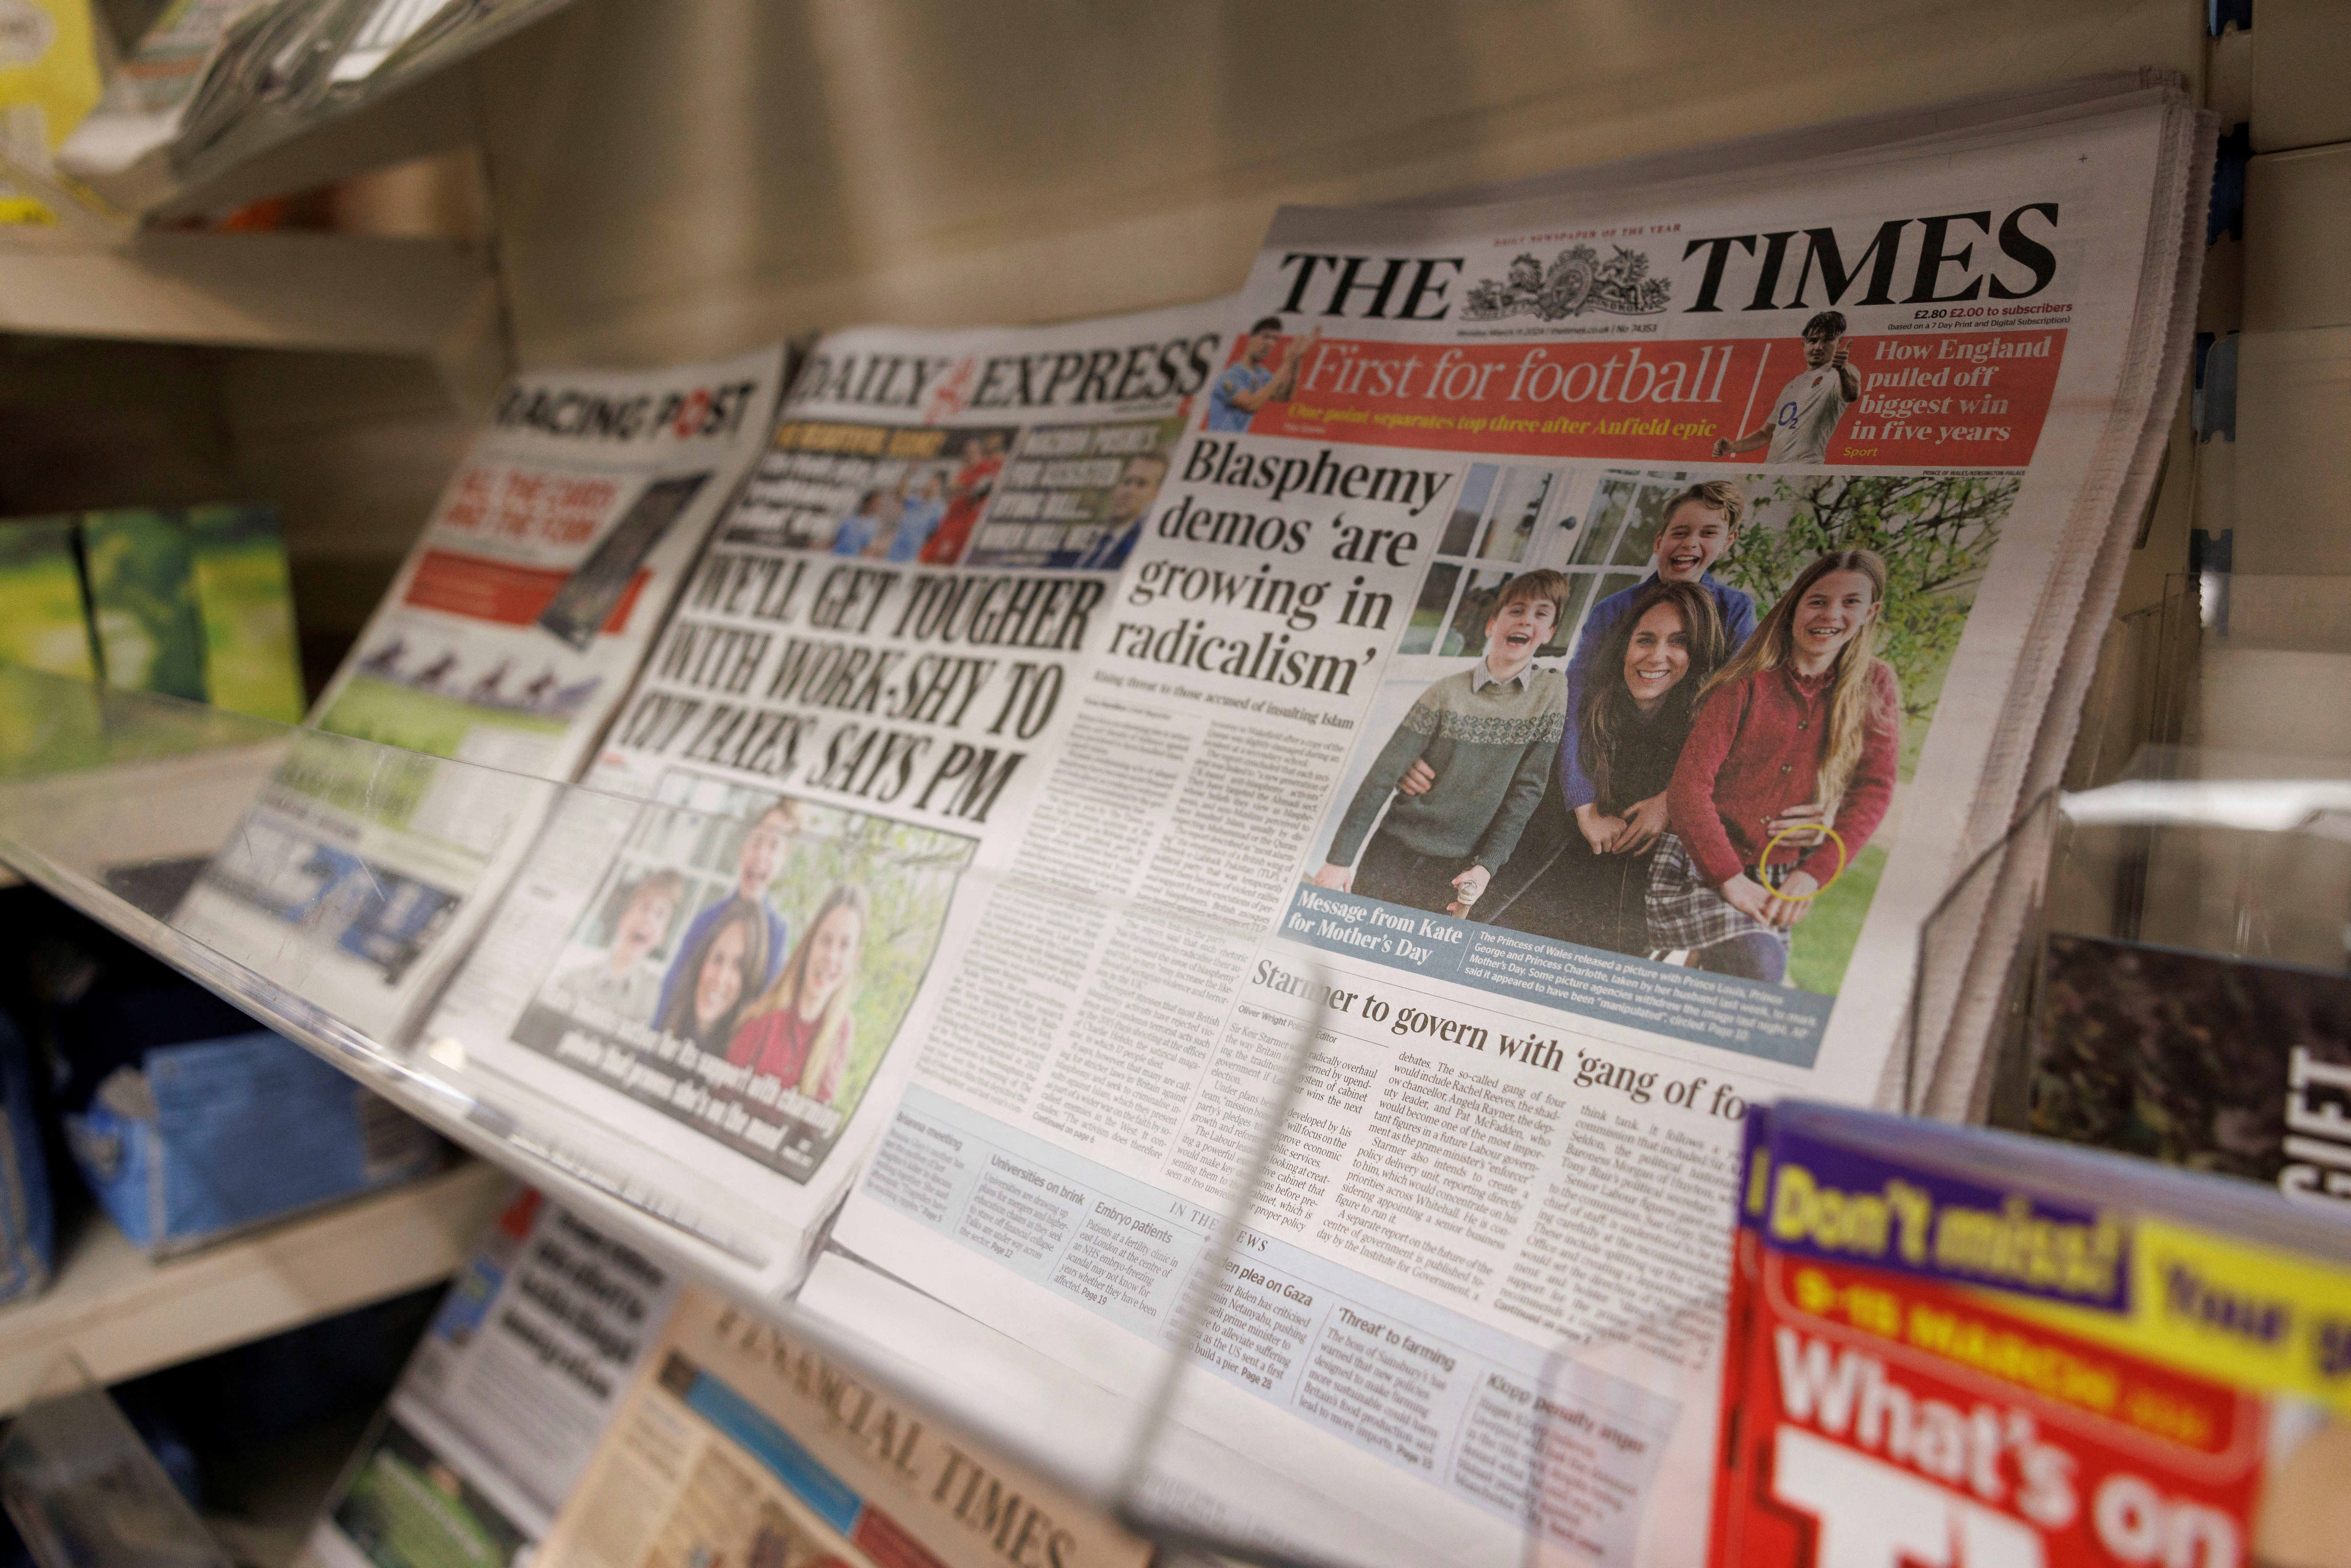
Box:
[420,301,1229,1276]
[196,74,2205,1568]
[298,1190,1145,1568]
[533,1284,1150,1568]
[174,347,785,1041]
[1714,1101,2351,1568]
[299,1185,681,1568]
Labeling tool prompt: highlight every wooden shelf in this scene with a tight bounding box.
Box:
[0,1160,506,1413]
[0,229,505,407]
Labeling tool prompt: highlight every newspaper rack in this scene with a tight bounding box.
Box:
[0,617,2317,1568]
[12,604,2333,1566]
[0,667,1369,1561]
[0,656,2033,1568]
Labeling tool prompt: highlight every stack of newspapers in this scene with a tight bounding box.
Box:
[158,74,2212,1568]
[296,1186,1150,1568]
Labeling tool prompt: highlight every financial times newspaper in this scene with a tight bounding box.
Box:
[531,1286,1149,1568]
[799,91,2202,1568]
[176,348,784,1041]
[422,304,1229,1281]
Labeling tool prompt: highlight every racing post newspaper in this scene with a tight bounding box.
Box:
[175,347,785,1041]
[421,304,1232,1284]
[793,85,2206,1567]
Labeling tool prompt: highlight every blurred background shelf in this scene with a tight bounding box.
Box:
[0,228,502,400]
[76,0,578,225]
[0,1160,504,1415]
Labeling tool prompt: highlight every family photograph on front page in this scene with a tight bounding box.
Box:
[1312,461,2019,1001]
[508,778,974,1184]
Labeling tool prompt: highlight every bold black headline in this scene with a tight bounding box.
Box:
[611,559,1101,824]
[792,328,1223,414]
[1104,438,1455,703]
[493,378,766,443]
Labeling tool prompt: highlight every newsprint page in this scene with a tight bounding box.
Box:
[300,1187,682,1568]
[424,304,1236,1280]
[176,349,785,1040]
[800,94,2196,1568]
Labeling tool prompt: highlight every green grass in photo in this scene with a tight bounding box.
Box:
[1788,840,1886,996]
[319,673,567,756]
[336,1442,521,1568]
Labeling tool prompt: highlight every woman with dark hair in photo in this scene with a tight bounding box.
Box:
[727,883,869,1107]
[1650,547,1901,983]
[1477,580,1729,953]
[654,899,769,1054]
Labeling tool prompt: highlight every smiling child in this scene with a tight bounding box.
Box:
[554,869,685,1022]
[1314,570,1570,916]
[1557,481,1758,860]
[1650,548,1902,983]
[728,882,870,1108]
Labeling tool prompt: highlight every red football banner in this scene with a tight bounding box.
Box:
[1239,328,2065,469]
[404,548,649,634]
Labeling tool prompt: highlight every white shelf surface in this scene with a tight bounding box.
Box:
[0,1160,506,1413]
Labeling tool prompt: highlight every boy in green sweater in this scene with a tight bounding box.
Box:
[1313,570,1569,916]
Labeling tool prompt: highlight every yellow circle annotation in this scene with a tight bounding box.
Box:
[1757,824,1848,902]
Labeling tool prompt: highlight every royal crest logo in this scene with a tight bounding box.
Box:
[1463,244,1670,322]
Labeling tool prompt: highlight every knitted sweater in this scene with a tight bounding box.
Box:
[1666,659,1901,888]
[1328,663,1566,869]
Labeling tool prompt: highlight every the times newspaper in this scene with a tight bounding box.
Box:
[533,1285,1149,1568]
[175,348,785,1040]
[813,96,2199,1567]
[416,87,2201,1568]
[1714,1103,2351,1568]
[299,1187,681,1568]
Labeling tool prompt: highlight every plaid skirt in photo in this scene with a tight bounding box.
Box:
[1644,832,1791,954]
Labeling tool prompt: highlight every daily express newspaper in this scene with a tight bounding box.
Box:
[300,1187,681,1568]
[421,85,2196,1568]
[796,93,2196,1568]
[175,348,784,1040]
[534,1285,1149,1568]
[421,305,1224,1279]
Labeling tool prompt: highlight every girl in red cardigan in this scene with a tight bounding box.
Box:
[727,883,868,1107]
[1650,548,1900,982]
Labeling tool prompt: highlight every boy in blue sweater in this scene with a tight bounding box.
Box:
[1558,480,1756,857]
